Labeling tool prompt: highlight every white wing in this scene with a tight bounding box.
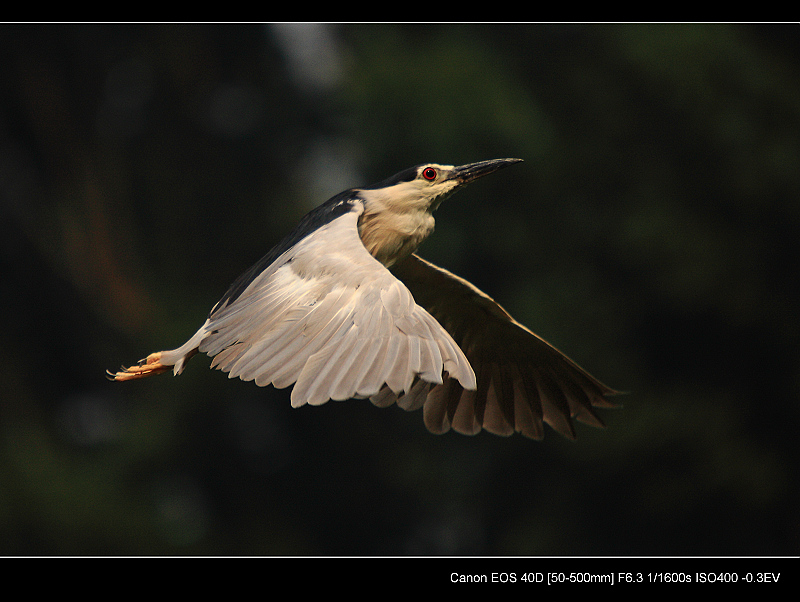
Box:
[193,202,475,407]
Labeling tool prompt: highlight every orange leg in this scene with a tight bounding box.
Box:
[107,352,170,381]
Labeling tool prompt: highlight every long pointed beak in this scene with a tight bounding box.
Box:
[452,158,523,185]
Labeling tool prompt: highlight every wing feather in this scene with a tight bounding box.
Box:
[195,203,475,411]
[351,315,393,396]
[296,323,360,405]
[242,291,352,385]
[396,378,431,411]
[392,253,620,439]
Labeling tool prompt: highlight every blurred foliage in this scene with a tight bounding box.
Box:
[0,23,797,555]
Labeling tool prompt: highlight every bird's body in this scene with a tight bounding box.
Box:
[110,159,619,439]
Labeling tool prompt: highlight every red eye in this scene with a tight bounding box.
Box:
[422,167,437,180]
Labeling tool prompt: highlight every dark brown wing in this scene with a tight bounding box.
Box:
[391,254,620,440]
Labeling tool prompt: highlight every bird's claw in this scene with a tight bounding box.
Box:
[106,352,169,381]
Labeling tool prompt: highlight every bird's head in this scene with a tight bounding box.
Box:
[358,158,523,214]
[355,158,523,267]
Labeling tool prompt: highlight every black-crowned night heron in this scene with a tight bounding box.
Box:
[109,159,619,439]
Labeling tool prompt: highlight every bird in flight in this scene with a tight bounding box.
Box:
[109,159,619,439]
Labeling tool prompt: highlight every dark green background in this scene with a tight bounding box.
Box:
[1,23,797,555]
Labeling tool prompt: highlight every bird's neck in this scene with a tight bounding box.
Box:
[357,200,435,268]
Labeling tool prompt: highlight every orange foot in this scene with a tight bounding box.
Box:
[107,352,170,381]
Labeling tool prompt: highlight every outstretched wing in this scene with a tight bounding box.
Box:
[391,254,619,439]
[198,202,476,407]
